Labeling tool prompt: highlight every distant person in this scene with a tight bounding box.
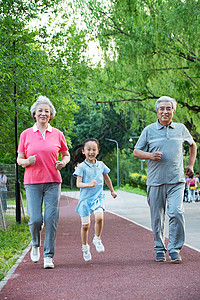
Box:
[0,167,7,213]
[133,96,197,263]
[73,138,117,262]
[17,95,70,269]
[195,173,200,187]
[195,173,200,201]
[186,175,196,203]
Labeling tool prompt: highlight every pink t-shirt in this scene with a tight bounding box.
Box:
[18,126,68,184]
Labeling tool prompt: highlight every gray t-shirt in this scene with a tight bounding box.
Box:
[135,120,194,186]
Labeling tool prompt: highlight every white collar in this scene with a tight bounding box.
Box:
[33,123,52,133]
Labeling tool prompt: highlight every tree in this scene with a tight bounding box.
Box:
[73,0,200,144]
[0,0,90,161]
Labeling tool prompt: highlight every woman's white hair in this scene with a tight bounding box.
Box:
[30,95,56,121]
[155,96,177,111]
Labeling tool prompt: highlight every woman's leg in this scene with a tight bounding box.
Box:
[43,183,61,258]
[25,184,43,247]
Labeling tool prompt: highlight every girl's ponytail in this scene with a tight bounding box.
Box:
[72,138,99,166]
[72,144,85,166]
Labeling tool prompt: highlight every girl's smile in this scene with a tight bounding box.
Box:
[82,141,99,164]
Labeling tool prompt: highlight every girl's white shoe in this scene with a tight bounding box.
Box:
[82,244,92,262]
[93,236,105,253]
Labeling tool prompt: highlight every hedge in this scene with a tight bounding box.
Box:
[129,173,147,191]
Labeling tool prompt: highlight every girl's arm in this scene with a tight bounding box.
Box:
[103,174,117,198]
[76,175,97,189]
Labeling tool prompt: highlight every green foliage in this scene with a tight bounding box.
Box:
[73,0,200,158]
[120,184,147,196]
[129,173,147,191]
[0,217,31,280]
[0,0,90,163]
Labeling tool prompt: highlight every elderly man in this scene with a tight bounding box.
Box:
[133,96,197,263]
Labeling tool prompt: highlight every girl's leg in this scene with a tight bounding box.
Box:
[93,208,105,253]
[81,216,91,262]
[94,211,104,238]
[81,222,90,245]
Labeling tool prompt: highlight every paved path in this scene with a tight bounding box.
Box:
[0,192,200,300]
[66,190,200,251]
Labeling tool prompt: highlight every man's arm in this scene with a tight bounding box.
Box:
[133,149,163,161]
[185,141,197,176]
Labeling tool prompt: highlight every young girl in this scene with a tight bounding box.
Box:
[73,138,117,262]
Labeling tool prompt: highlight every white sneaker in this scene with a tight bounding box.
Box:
[44,257,54,269]
[30,246,40,263]
[93,236,105,253]
[82,245,92,262]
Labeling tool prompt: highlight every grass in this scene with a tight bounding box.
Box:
[61,184,147,196]
[0,217,31,281]
[119,184,147,196]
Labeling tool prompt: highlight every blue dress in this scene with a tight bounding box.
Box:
[73,159,110,217]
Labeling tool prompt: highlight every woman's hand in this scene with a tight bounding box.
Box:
[17,153,36,168]
[27,155,37,165]
[56,151,70,170]
[55,160,66,170]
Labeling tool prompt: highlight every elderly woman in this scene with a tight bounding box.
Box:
[17,95,70,269]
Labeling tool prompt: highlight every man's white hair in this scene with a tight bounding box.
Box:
[30,95,56,121]
[155,96,177,111]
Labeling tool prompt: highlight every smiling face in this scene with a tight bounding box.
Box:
[82,141,99,164]
[35,103,51,125]
[157,101,175,126]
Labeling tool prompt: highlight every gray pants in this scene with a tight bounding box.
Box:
[147,183,185,254]
[25,183,61,258]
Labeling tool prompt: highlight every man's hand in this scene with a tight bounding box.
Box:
[185,165,194,177]
[151,151,163,161]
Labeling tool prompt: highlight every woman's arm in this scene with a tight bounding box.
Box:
[103,174,117,198]
[56,150,70,170]
[76,175,97,189]
[17,152,37,168]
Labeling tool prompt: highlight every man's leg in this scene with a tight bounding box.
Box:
[147,185,167,254]
[166,183,185,254]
